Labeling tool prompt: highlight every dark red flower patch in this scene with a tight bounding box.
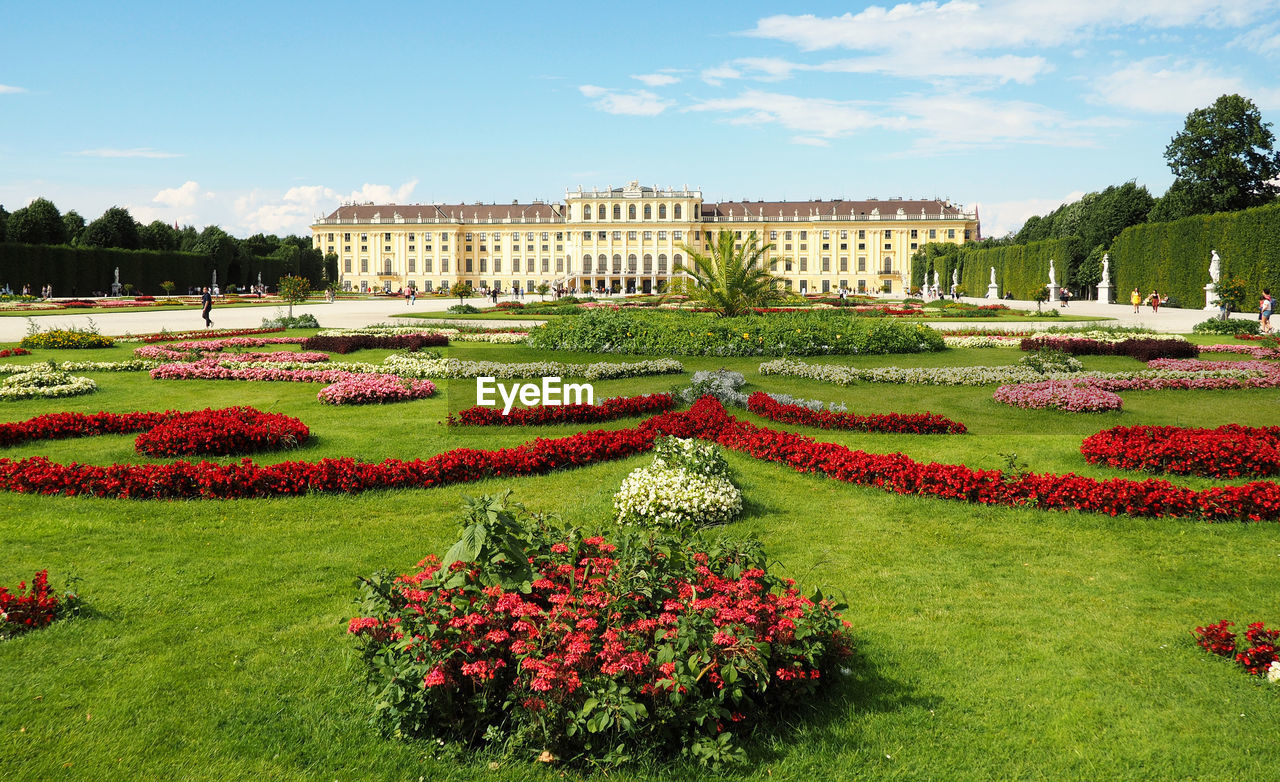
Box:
[448,393,675,426]
[299,334,449,354]
[1081,425,1280,478]
[0,348,32,358]
[746,392,966,434]
[1020,336,1199,361]
[133,407,310,457]
[1,570,78,639]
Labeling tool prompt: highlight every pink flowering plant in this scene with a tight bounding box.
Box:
[348,491,854,769]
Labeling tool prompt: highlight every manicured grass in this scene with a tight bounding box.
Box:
[1,332,1278,780]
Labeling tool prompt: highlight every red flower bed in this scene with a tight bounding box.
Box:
[1081,425,1280,478]
[0,348,32,358]
[2,398,1279,519]
[494,301,525,310]
[746,392,966,434]
[133,407,310,456]
[134,295,156,302]
[299,334,448,354]
[0,410,174,448]
[448,393,675,426]
[1,570,78,639]
[1020,336,1199,361]
[1193,620,1280,679]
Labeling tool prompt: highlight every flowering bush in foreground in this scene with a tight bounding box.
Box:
[348,492,852,768]
[300,334,448,354]
[316,375,437,405]
[747,392,966,433]
[115,326,287,343]
[1,570,79,640]
[20,328,114,349]
[1020,336,1199,361]
[134,407,310,456]
[449,393,674,426]
[993,380,1124,413]
[1193,620,1280,682]
[615,437,742,529]
[1081,425,1280,478]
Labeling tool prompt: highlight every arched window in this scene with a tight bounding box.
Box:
[657,254,668,273]
[658,204,667,219]
[644,204,652,219]
[383,259,392,275]
[627,254,637,272]
[643,254,653,273]
[597,255,608,273]
[628,204,636,219]
[583,254,592,272]
[673,204,682,219]
[583,204,591,220]
[612,254,622,273]
[598,203,606,219]
[612,205,621,220]
[673,253,683,271]
[882,256,893,273]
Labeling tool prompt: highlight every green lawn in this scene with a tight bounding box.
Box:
[1,335,1278,780]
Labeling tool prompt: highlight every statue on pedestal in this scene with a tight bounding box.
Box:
[1209,250,1221,284]
[1204,250,1221,312]
[110,267,121,296]
[1101,253,1110,279]
[1048,259,1056,287]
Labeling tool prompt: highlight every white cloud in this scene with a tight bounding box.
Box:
[0,84,27,94]
[1233,21,1280,54]
[631,73,680,87]
[1092,58,1280,113]
[725,52,1048,86]
[578,84,672,116]
[700,66,742,86]
[152,180,205,208]
[686,89,1114,149]
[975,191,1087,238]
[232,179,419,235]
[75,147,183,159]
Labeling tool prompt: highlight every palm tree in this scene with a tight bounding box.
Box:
[669,230,784,316]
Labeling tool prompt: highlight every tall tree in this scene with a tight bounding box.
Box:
[82,206,142,249]
[0,205,8,242]
[6,198,68,245]
[62,211,86,245]
[139,220,180,251]
[671,230,783,316]
[1157,94,1280,220]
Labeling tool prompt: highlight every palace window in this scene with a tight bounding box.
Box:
[344,259,352,273]
[884,230,891,238]
[613,205,621,219]
[822,230,830,239]
[408,259,416,273]
[948,229,956,239]
[360,259,368,273]
[644,204,651,218]
[628,204,636,219]
[583,205,591,219]
[343,233,351,241]
[657,254,667,272]
[627,254,637,272]
[822,257,830,272]
[643,231,652,239]
[673,204,681,219]
[857,230,865,239]
[769,231,777,240]
[858,256,866,271]
[612,254,622,273]
[658,204,667,219]
[384,233,391,241]
[643,254,652,273]
[424,259,432,273]
[910,229,918,239]
[800,231,807,239]
[598,231,607,240]
[858,243,865,250]
[673,230,682,239]
[493,259,502,272]
[612,231,621,240]
[441,259,449,272]
[799,257,808,272]
[479,259,487,273]
[785,231,792,240]
[628,231,637,240]
[884,243,892,250]
[598,203,605,218]
[840,257,848,271]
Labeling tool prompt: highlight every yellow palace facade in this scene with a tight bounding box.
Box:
[310,181,979,295]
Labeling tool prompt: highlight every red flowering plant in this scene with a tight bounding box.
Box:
[348,491,854,769]
[133,407,310,457]
[448,393,675,426]
[1,570,80,640]
[1082,425,1280,479]
[746,392,966,434]
[1192,619,1280,681]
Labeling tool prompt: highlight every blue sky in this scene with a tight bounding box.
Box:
[2,0,1278,238]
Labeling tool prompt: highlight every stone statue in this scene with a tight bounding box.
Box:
[111,267,121,296]
[952,268,958,286]
[1101,253,1110,279]
[113,267,120,284]
[212,270,218,288]
[932,270,939,290]
[1048,258,1056,287]
[989,266,996,286]
[1209,250,1221,283]
[257,272,263,287]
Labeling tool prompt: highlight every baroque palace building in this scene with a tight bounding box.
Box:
[311,181,979,295]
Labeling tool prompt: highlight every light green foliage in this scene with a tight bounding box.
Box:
[668,229,783,316]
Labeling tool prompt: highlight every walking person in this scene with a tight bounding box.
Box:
[1149,290,1161,314]
[1130,287,1141,314]
[200,286,213,327]
[1261,288,1274,334]
[1060,287,1071,307]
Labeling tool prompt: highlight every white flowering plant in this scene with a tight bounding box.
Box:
[0,363,98,401]
[614,437,742,530]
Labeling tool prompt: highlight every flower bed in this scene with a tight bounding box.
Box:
[316,326,529,343]
[316,375,437,405]
[299,334,449,354]
[993,381,1124,413]
[133,407,310,456]
[942,335,1022,349]
[1,570,79,640]
[383,355,684,381]
[1081,425,1280,478]
[348,494,850,768]
[747,392,967,433]
[528,309,946,356]
[115,327,287,343]
[0,348,32,359]
[0,409,173,447]
[1020,336,1199,361]
[1193,620,1280,681]
[20,329,115,349]
[1200,344,1280,359]
[449,393,675,426]
[0,366,97,401]
[133,337,307,361]
[0,360,160,375]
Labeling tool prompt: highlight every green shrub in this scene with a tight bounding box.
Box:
[19,321,114,349]
[1192,318,1260,335]
[527,309,946,356]
[448,304,481,314]
[260,313,319,329]
[957,238,1082,301]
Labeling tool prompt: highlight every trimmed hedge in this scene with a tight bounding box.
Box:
[954,238,1082,300]
[0,243,308,296]
[1110,202,1280,310]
